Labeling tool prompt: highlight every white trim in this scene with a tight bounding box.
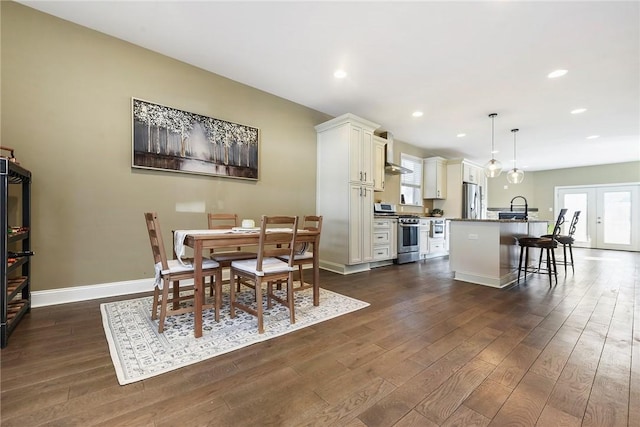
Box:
[32,278,158,307]
[31,265,315,307]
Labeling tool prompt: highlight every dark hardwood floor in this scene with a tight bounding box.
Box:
[1,248,638,426]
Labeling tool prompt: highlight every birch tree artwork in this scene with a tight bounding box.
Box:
[132,98,259,179]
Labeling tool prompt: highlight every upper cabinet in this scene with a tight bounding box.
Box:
[462,162,482,184]
[347,123,374,186]
[423,157,447,199]
[373,136,386,192]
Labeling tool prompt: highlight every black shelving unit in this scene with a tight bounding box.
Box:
[1,158,32,348]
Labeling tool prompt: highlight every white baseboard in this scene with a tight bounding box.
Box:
[31,265,314,308]
[32,278,157,308]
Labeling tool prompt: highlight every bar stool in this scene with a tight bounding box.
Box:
[516,209,567,287]
[539,211,580,274]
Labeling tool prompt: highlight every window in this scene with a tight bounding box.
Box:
[400,153,422,205]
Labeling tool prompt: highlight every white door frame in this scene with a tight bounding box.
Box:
[555,182,640,252]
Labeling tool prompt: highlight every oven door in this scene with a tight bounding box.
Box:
[398,223,419,253]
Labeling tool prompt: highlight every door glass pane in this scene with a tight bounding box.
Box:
[563,193,588,242]
[603,191,631,244]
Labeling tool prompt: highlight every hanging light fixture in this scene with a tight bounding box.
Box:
[507,128,525,184]
[483,113,503,178]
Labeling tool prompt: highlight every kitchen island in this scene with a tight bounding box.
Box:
[449,219,548,288]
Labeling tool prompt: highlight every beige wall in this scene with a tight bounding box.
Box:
[487,161,640,220]
[1,2,330,290]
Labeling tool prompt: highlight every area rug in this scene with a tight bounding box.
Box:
[100,284,369,385]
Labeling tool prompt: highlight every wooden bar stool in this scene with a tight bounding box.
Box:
[516,209,567,287]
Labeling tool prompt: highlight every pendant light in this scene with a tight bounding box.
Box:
[483,113,503,178]
[507,128,525,184]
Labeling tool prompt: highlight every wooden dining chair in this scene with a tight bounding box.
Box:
[207,213,257,286]
[144,212,223,332]
[229,215,298,333]
[276,215,323,291]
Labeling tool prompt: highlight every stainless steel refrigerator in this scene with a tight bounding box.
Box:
[462,182,482,219]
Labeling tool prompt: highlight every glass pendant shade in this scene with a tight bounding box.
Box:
[506,128,524,184]
[507,168,525,183]
[484,159,503,178]
[483,113,503,178]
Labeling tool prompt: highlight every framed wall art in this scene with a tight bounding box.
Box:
[132,98,259,180]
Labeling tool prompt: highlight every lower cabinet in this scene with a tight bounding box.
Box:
[419,218,448,260]
[372,218,397,262]
[349,185,374,264]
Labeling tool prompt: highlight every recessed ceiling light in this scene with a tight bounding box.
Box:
[548,69,568,78]
[333,69,347,79]
[491,150,500,154]
[412,111,423,118]
[586,135,600,139]
[456,133,466,138]
[571,108,587,114]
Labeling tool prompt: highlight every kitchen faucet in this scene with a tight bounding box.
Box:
[510,196,528,220]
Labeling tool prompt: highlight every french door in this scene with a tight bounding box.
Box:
[556,184,639,251]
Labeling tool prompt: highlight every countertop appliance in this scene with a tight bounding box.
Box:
[395,214,420,264]
[374,202,397,215]
[462,182,483,219]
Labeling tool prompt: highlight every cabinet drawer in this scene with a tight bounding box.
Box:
[429,239,446,252]
[373,246,391,260]
[373,219,392,229]
[373,230,391,245]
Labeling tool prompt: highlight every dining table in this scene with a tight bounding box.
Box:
[176,228,321,338]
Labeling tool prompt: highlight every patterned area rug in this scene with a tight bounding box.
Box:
[100,284,369,385]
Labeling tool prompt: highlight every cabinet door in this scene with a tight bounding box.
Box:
[419,229,430,257]
[361,186,374,261]
[423,159,447,199]
[361,130,374,186]
[348,184,373,264]
[349,125,362,183]
[463,162,479,184]
[373,139,386,191]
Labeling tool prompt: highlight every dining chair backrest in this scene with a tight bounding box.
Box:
[144,212,169,270]
[208,213,240,230]
[208,213,245,252]
[256,215,298,271]
[300,215,323,250]
[567,211,581,237]
[551,208,568,238]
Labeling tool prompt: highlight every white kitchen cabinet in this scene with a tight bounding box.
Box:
[348,124,374,186]
[349,184,374,264]
[419,225,430,259]
[373,136,386,192]
[462,162,480,184]
[423,156,447,199]
[316,113,380,274]
[373,218,396,261]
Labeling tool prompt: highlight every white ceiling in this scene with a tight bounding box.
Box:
[19,1,640,171]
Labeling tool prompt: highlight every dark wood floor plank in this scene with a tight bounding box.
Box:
[463,378,513,420]
[441,405,490,427]
[416,357,495,424]
[0,248,637,426]
[489,371,556,426]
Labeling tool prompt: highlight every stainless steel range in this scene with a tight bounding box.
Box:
[395,215,420,264]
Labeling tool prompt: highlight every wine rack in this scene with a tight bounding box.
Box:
[1,158,32,348]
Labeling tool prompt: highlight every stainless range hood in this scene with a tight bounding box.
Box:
[381,132,412,175]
